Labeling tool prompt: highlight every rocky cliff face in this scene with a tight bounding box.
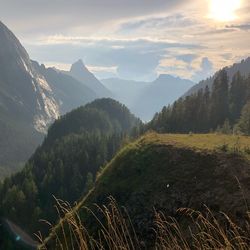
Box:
[0,21,59,133]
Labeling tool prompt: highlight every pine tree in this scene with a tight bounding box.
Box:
[209,69,229,129]
[237,101,250,135]
[229,71,245,122]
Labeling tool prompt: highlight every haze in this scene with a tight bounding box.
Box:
[1,0,250,81]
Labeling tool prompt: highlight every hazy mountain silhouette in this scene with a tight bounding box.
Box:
[103,74,194,121]
[67,59,112,98]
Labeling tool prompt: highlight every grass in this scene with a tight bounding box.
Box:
[143,132,250,154]
[38,196,250,250]
[39,132,250,249]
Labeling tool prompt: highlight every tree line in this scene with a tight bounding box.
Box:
[148,70,250,135]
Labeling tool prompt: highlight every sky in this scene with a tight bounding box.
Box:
[1,0,250,82]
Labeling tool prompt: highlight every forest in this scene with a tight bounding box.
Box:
[149,70,250,135]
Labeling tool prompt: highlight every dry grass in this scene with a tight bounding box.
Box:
[38,197,250,250]
[144,133,250,152]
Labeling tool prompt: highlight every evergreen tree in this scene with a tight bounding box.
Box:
[209,69,229,129]
[229,71,245,122]
[0,98,141,235]
[237,101,250,135]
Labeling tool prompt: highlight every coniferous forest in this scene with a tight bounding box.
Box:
[0,99,141,237]
[149,70,250,134]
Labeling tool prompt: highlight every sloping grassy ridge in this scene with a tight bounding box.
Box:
[44,133,250,248]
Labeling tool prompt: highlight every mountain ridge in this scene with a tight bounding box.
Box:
[102,74,195,121]
[65,59,112,98]
[43,132,250,248]
[185,57,250,96]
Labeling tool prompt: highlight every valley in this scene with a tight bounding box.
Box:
[0,1,250,248]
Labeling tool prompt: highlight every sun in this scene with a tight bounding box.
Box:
[209,0,241,22]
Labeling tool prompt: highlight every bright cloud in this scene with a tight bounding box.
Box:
[1,0,250,82]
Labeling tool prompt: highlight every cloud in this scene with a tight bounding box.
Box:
[1,0,250,82]
[192,57,214,82]
[0,0,188,37]
[26,37,202,81]
[176,54,198,63]
[119,14,195,34]
[226,23,250,31]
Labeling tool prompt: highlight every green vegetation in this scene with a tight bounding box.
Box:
[2,67,250,249]
[143,133,250,154]
[0,98,141,242]
[149,70,250,134]
[237,101,250,135]
[42,132,250,249]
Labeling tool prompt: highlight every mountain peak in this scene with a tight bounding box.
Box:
[157,74,176,80]
[68,59,112,98]
[75,59,84,66]
[70,59,88,73]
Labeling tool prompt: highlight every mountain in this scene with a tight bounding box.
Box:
[134,74,194,121]
[149,69,250,134]
[101,78,150,109]
[0,21,60,178]
[185,57,250,96]
[0,22,60,132]
[43,133,250,248]
[0,98,141,248]
[102,75,194,121]
[67,60,112,98]
[0,22,103,179]
[32,61,97,114]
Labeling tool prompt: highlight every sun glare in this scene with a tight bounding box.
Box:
[209,0,241,22]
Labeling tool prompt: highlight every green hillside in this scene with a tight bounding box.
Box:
[44,132,250,248]
[0,98,141,249]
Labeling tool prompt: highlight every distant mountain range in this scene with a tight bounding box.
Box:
[1,18,250,179]
[66,60,112,98]
[185,57,250,96]
[102,75,194,121]
[0,21,110,178]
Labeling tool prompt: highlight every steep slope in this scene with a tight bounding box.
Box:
[45,133,250,248]
[0,98,141,247]
[67,60,112,97]
[32,61,97,114]
[0,21,60,177]
[0,21,59,132]
[102,75,194,121]
[185,57,250,96]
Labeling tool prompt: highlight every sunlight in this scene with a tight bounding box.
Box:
[209,0,241,22]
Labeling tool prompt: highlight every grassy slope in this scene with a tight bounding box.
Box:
[87,132,250,207]
[142,133,250,151]
[44,132,250,247]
